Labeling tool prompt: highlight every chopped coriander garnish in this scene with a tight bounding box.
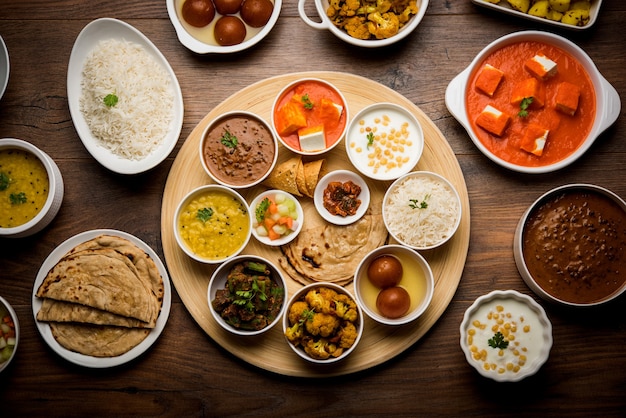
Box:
[197,207,214,223]
[233,278,267,311]
[301,94,314,110]
[220,131,238,149]
[488,331,509,350]
[103,93,118,107]
[10,192,27,205]
[366,131,375,149]
[409,195,430,210]
[518,97,533,117]
[0,172,11,191]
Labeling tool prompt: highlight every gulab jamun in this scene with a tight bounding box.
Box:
[214,15,247,46]
[376,286,411,319]
[240,0,274,28]
[367,255,403,289]
[182,0,216,27]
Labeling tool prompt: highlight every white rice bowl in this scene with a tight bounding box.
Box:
[383,171,461,250]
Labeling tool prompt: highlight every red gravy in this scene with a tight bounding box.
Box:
[522,188,626,304]
[203,113,275,186]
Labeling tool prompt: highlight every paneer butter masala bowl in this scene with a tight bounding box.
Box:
[174,184,251,264]
[445,30,620,174]
[272,78,349,156]
[514,184,626,307]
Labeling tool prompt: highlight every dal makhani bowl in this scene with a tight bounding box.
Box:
[200,111,278,189]
[282,282,363,364]
[354,245,434,326]
[174,184,251,264]
[383,171,461,250]
[0,138,64,238]
[514,184,626,307]
[208,255,287,336]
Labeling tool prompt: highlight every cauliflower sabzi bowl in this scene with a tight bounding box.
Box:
[283,282,363,363]
[298,0,428,47]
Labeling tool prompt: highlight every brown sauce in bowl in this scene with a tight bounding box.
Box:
[203,113,275,187]
[522,189,626,304]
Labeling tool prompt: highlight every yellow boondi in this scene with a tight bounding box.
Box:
[178,190,249,260]
[0,149,49,228]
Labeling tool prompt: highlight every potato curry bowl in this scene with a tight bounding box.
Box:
[283,282,363,364]
[209,255,287,336]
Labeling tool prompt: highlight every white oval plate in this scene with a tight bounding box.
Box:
[32,229,172,368]
[67,18,184,175]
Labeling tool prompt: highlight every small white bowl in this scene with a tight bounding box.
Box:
[354,245,434,326]
[283,282,363,364]
[383,171,461,250]
[445,30,621,174]
[513,184,626,307]
[271,78,349,156]
[345,102,424,181]
[298,0,429,47]
[249,189,304,246]
[0,36,9,100]
[167,0,282,54]
[0,296,19,373]
[460,290,553,382]
[0,138,64,238]
[208,255,288,336]
[173,184,251,264]
[314,170,370,226]
[199,110,278,189]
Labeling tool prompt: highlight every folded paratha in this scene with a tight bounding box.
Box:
[37,299,151,328]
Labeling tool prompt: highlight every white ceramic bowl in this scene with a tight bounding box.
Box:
[167,0,282,54]
[383,171,461,250]
[345,102,424,181]
[208,255,288,336]
[249,189,304,246]
[445,30,620,174]
[0,138,64,238]
[460,290,553,382]
[354,245,434,326]
[513,184,626,307]
[313,169,370,225]
[0,36,9,100]
[283,282,363,364]
[471,0,602,31]
[173,184,251,264]
[298,0,429,47]
[199,110,278,189]
[271,78,349,156]
[0,296,19,373]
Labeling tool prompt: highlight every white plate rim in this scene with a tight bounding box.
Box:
[31,229,172,368]
[67,18,184,175]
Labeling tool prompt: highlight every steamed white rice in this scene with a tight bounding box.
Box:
[79,39,174,160]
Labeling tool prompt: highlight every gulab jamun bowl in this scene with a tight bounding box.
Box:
[354,245,434,326]
[167,0,282,54]
[0,138,64,238]
[445,30,621,174]
[514,184,626,307]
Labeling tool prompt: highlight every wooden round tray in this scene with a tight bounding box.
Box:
[161,71,471,377]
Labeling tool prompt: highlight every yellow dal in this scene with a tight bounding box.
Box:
[0,149,49,228]
[178,190,249,260]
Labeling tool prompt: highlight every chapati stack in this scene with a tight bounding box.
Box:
[35,235,164,357]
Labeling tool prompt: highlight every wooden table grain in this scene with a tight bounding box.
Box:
[1,1,625,416]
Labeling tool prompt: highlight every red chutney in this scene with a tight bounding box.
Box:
[466,41,596,167]
[273,80,347,152]
[522,189,626,304]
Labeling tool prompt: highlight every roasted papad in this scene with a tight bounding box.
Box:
[49,322,150,358]
[35,234,164,357]
[279,211,388,286]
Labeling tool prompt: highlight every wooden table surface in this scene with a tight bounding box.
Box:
[1,1,625,416]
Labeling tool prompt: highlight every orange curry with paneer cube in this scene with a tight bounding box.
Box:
[465,40,596,168]
[475,64,504,97]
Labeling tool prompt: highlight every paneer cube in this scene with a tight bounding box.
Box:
[275,100,307,136]
[555,81,581,116]
[520,124,550,156]
[511,77,545,109]
[476,105,511,137]
[475,64,505,97]
[318,98,343,128]
[524,54,558,80]
[298,125,326,152]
